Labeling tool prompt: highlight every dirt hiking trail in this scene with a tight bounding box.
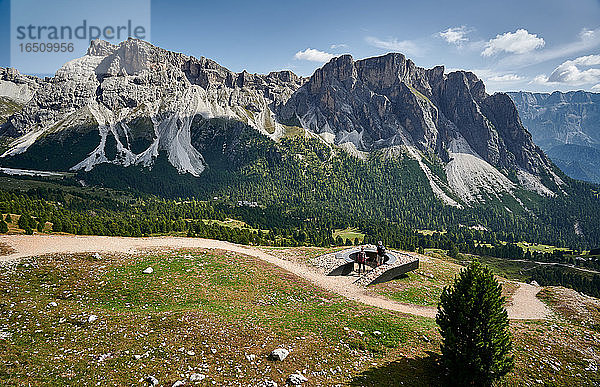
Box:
[0,235,551,320]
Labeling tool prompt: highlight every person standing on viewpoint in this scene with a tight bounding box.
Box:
[376,241,386,266]
[356,246,367,274]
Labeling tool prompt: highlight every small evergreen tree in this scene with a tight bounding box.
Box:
[18,214,35,230]
[0,220,8,233]
[5,213,12,223]
[436,259,513,386]
[448,243,460,259]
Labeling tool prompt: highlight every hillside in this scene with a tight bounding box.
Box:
[0,38,561,201]
[0,39,599,249]
[0,236,598,385]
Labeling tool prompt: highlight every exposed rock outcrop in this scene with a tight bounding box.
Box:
[0,38,305,176]
[281,53,553,176]
[0,39,562,204]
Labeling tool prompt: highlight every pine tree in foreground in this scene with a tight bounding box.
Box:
[436,259,514,386]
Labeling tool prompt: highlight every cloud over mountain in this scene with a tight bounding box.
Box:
[534,54,600,85]
[438,26,471,46]
[294,48,335,62]
[365,36,422,56]
[482,29,545,56]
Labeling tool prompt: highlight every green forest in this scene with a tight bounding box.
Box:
[74,119,600,249]
[1,119,599,297]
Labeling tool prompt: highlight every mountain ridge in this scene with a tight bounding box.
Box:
[0,39,568,207]
[508,90,600,184]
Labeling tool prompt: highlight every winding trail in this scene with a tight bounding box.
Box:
[506,282,552,320]
[0,234,550,320]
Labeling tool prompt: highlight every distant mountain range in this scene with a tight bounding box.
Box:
[0,39,599,248]
[0,39,563,206]
[509,91,600,184]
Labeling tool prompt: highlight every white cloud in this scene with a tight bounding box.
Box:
[548,55,600,84]
[565,54,600,67]
[487,74,522,82]
[330,43,348,50]
[365,36,422,56]
[533,55,600,86]
[482,29,545,57]
[532,74,550,85]
[498,27,600,69]
[439,26,471,46]
[294,48,335,62]
[580,28,597,41]
[444,68,525,91]
[592,84,600,91]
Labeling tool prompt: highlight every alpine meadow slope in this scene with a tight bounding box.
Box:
[0,38,599,249]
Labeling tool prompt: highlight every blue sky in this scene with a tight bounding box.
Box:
[1,0,600,92]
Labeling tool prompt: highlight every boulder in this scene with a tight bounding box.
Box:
[143,267,154,274]
[269,348,289,361]
[288,373,308,385]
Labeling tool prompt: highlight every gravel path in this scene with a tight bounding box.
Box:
[506,282,552,320]
[0,235,550,320]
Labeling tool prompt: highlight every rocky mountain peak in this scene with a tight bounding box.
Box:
[0,40,563,206]
[95,38,188,78]
[87,39,117,57]
[355,52,411,89]
[508,90,600,183]
[309,54,356,92]
[280,52,561,204]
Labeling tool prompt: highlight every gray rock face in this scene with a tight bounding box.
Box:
[269,348,289,361]
[0,38,305,176]
[508,91,600,183]
[0,67,44,105]
[545,144,600,184]
[288,373,308,385]
[281,53,552,175]
[0,39,562,205]
[508,91,600,150]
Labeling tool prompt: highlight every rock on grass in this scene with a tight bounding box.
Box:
[288,372,308,385]
[269,348,289,361]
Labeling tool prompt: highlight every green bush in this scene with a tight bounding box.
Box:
[18,213,36,230]
[436,260,513,386]
[0,220,8,233]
